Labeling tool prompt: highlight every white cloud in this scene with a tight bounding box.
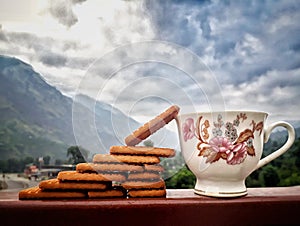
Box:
[221,68,300,122]
[234,33,264,58]
[0,0,156,103]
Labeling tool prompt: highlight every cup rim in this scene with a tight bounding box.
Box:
[177,110,268,118]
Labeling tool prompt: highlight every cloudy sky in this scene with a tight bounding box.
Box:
[1,0,300,126]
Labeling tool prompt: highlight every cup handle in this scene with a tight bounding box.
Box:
[256,121,295,170]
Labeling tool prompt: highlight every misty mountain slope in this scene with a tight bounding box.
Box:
[0,55,76,159]
[0,55,74,144]
[75,94,140,135]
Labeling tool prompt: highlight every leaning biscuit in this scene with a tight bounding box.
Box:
[110,146,175,158]
[128,189,166,198]
[122,179,165,190]
[19,187,86,200]
[58,171,126,182]
[125,105,180,146]
[39,179,109,190]
[93,154,160,165]
[76,163,144,173]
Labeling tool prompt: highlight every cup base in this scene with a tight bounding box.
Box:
[194,188,247,198]
[194,179,248,198]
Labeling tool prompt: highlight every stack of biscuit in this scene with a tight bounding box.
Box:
[19,170,127,199]
[19,105,179,200]
[93,145,175,197]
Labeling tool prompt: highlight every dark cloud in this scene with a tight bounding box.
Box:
[48,0,87,28]
[0,29,93,69]
[143,0,300,120]
[144,0,197,46]
[71,0,87,3]
[38,52,67,67]
[144,0,300,85]
[7,32,50,52]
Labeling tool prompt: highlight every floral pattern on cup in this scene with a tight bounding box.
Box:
[182,113,264,165]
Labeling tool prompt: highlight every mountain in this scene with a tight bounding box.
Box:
[0,55,134,160]
[0,55,179,161]
[0,55,76,160]
[267,125,300,145]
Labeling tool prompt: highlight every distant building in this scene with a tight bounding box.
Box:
[24,164,39,180]
[24,164,75,180]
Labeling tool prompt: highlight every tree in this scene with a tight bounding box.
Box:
[165,165,196,189]
[259,165,280,187]
[7,158,22,173]
[23,156,34,165]
[67,146,88,164]
[292,138,300,168]
[0,160,8,173]
[55,159,64,165]
[246,170,261,187]
[43,155,51,165]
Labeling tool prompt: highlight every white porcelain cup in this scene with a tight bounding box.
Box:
[176,111,295,197]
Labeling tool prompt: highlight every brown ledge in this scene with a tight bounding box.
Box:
[1,187,300,225]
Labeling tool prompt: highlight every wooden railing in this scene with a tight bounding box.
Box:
[0,187,300,225]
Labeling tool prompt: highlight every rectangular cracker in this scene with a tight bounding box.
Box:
[76,163,144,173]
[127,172,161,181]
[39,179,109,190]
[128,189,166,198]
[58,171,126,182]
[88,188,126,198]
[93,154,160,165]
[110,146,175,157]
[121,179,165,190]
[19,187,86,200]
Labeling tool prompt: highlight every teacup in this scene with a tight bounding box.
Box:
[176,111,295,198]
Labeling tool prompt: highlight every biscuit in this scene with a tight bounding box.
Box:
[125,105,180,146]
[143,164,164,173]
[110,146,175,158]
[122,179,165,190]
[57,171,126,182]
[127,172,161,181]
[19,187,86,200]
[39,179,109,190]
[76,163,144,173]
[128,189,166,198]
[93,154,160,165]
[91,154,121,163]
[88,188,126,198]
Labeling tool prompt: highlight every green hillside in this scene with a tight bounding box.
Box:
[0,119,69,160]
[0,55,75,161]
